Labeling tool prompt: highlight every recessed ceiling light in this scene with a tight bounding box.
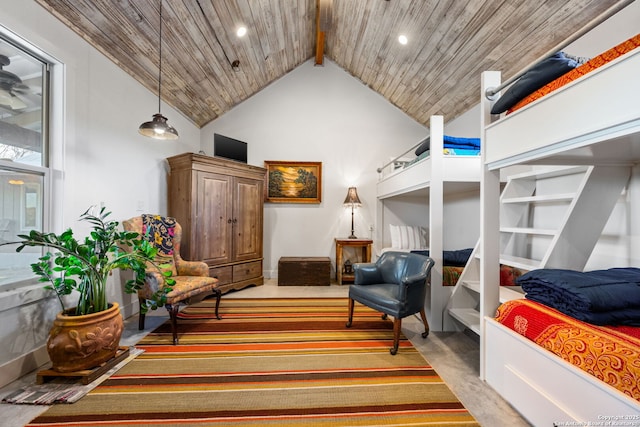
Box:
[237,26,247,37]
[398,35,408,45]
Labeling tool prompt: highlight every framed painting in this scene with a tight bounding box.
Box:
[264,161,322,203]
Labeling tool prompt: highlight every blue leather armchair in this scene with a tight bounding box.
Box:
[346,251,435,355]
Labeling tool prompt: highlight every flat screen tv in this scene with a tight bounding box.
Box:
[213,133,247,163]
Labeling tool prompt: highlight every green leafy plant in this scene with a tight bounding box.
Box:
[9,206,173,316]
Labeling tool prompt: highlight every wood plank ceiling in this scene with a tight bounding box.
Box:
[34,0,623,129]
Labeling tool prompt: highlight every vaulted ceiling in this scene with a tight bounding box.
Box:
[34,0,624,128]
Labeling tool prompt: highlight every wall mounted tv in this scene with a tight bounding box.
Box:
[214,133,247,163]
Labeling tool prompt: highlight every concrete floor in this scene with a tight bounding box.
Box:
[0,280,531,426]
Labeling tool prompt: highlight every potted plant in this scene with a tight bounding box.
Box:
[5,206,173,373]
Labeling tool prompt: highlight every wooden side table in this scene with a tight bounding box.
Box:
[335,238,373,285]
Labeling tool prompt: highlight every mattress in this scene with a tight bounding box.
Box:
[509,33,640,113]
[495,299,640,401]
[443,264,524,287]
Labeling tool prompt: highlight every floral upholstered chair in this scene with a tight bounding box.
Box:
[123,214,221,344]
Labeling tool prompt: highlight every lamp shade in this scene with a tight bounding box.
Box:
[138,113,179,140]
[343,187,361,206]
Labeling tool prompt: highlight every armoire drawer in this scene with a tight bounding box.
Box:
[233,261,262,282]
[209,266,232,285]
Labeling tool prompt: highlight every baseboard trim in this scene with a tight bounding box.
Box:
[0,344,49,389]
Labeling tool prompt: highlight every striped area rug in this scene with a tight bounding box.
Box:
[27,298,479,426]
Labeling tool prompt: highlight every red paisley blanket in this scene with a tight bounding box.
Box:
[495,299,640,401]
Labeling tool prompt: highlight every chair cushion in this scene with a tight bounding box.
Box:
[165,276,219,305]
[349,283,402,316]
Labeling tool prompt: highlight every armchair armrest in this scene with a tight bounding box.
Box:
[354,263,383,285]
[398,272,428,300]
[402,272,428,286]
[176,258,210,277]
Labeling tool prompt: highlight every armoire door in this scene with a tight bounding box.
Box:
[197,171,233,264]
[232,176,263,262]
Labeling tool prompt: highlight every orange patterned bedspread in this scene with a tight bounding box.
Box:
[495,299,640,401]
[509,33,640,113]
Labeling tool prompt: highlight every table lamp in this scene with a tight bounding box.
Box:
[343,187,361,239]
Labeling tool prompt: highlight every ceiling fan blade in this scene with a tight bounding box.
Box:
[11,90,39,108]
[0,88,27,110]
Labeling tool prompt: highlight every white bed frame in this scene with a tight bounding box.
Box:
[377,115,481,331]
[479,46,640,423]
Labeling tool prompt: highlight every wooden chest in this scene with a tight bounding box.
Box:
[278,257,331,286]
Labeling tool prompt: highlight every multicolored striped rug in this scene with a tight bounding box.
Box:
[27,298,479,426]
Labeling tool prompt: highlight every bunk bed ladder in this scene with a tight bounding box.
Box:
[445,241,482,333]
[445,164,629,333]
[500,165,629,271]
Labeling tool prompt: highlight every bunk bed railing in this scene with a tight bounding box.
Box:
[376,136,430,173]
[485,0,634,99]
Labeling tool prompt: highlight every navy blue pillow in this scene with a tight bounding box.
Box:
[415,139,430,156]
[490,52,579,114]
[410,248,472,267]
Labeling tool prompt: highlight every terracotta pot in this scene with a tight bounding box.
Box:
[47,302,124,373]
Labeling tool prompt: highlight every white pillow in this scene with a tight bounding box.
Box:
[399,225,410,249]
[413,226,427,248]
[389,224,401,248]
[389,224,427,249]
[406,226,419,249]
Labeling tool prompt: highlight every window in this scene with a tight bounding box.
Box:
[0,33,50,288]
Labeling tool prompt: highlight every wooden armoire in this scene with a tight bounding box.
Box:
[166,153,266,294]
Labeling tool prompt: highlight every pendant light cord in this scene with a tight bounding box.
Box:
[158,0,163,114]
[138,0,178,139]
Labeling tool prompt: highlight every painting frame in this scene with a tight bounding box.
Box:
[264,161,322,204]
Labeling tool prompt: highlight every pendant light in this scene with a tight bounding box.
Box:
[139,0,178,140]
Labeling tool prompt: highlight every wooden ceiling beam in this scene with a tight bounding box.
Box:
[315,0,325,65]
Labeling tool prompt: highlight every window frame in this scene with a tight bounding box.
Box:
[0,25,55,291]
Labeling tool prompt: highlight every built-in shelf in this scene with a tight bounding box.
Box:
[505,165,588,181]
[500,227,557,235]
[500,286,524,302]
[501,193,576,204]
[448,308,480,335]
[462,280,480,293]
[499,254,542,271]
[461,280,523,304]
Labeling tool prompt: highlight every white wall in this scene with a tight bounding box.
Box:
[0,0,202,385]
[1,0,638,388]
[443,190,481,250]
[201,59,427,277]
[0,3,428,385]
[378,190,480,254]
[444,104,480,138]
[379,192,429,253]
[564,0,640,57]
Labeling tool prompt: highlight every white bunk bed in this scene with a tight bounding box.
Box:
[376,115,481,331]
[479,34,640,424]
